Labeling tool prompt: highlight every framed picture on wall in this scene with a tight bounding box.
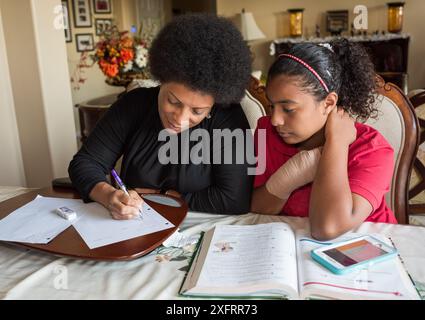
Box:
[93,0,111,14]
[62,0,72,42]
[326,10,349,36]
[76,33,95,52]
[95,18,113,36]
[72,0,92,28]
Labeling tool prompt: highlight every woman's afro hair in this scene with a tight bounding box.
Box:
[149,13,252,105]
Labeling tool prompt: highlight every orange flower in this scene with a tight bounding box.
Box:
[109,47,118,56]
[99,59,107,68]
[106,64,119,78]
[121,37,133,48]
[99,60,118,78]
[120,48,134,64]
[96,50,104,59]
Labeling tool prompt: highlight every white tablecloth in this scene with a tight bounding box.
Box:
[1,187,424,300]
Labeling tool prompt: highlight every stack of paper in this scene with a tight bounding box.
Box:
[0,195,174,249]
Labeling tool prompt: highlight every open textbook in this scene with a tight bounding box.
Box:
[180,223,420,300]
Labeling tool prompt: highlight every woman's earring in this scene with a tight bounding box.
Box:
[206,113,211,119]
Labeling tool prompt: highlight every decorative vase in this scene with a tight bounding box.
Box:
[387,2,405,33]
[288,8,304,37]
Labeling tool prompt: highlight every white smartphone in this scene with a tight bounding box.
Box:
[311,235,398,275]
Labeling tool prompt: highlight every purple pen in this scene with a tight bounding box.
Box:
[111,169,143,219]
[111,169,129,196]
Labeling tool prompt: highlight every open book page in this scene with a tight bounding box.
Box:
[181,223,298,298]
[295,231,420,300]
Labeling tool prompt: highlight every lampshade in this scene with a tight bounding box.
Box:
[240,10,266,41]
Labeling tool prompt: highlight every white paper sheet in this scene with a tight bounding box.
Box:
[72,201,175,249]
[162,228,200,248]
[0,195,80,243]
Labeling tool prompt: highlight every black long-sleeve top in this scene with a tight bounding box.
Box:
[68,86,254,214]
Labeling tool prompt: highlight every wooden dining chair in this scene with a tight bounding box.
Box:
[364,76,420,224]
[406,89,425,218]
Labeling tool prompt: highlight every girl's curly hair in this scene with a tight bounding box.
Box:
[268,38,377,121]
[149,13,252,105]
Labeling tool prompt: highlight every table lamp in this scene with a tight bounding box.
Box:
[239,9,266,69]
[239,9,266,42]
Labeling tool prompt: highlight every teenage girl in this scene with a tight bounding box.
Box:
[251,39,396,240]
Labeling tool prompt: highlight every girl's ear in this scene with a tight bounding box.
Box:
[322,92,338,116]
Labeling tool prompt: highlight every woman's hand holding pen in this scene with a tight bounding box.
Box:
[89,182,144,220]
[106,188,144,220]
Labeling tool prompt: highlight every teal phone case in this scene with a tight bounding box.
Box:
[310,236,398,275]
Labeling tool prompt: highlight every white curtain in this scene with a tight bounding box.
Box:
[135,0,164,38]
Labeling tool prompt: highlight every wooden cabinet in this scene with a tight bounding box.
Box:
[75,80,160,142]
[75,93,122,142]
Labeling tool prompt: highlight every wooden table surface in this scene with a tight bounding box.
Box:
[0,187,187,261]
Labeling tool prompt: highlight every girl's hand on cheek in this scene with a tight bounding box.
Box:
[325,107,356,146]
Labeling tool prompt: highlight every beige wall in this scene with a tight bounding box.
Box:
[0,5,26,186]
[404,0,425,90]
[67,0,127,138]
[217,0,425,90]
[114,0,138,31]
[31,0,78,179]
[0,0,77,187]
[1,0,53,187]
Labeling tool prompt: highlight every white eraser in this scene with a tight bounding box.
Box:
[55,206,77,220]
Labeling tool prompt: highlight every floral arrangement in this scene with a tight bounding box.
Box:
[94,25,151,83]
[71,24,155,90]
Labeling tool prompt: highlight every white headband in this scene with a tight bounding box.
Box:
[318,43,334,53]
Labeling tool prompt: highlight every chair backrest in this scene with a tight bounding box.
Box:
[364,76,419,224]
[406,89,425,215]
[240,76,271,133]
[240,90,267,133]
[247,76,272,115]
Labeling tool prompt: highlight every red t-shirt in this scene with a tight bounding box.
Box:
[254,116,397,224]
